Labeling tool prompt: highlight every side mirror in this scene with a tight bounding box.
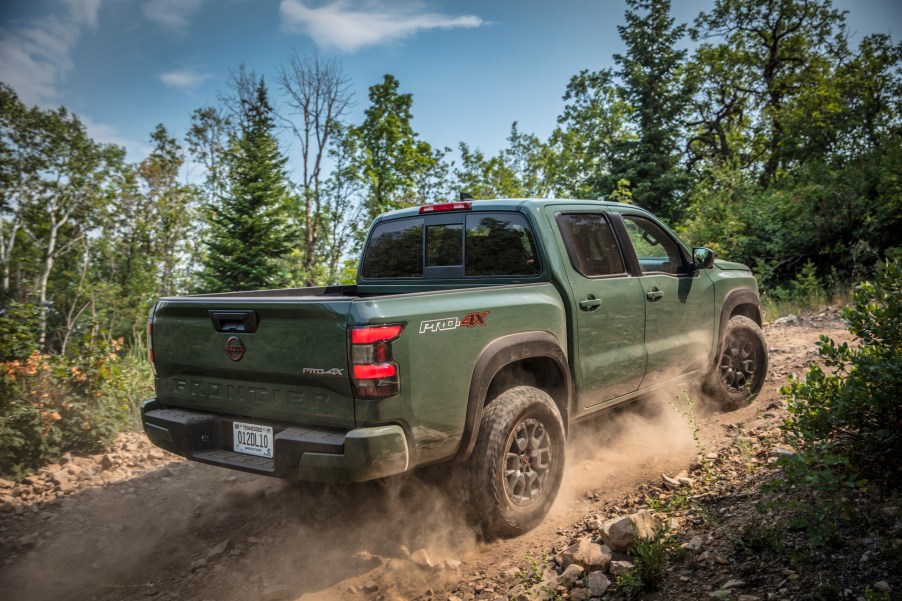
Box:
[692,247,716,271]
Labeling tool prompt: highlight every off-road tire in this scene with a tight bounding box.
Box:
[469,386,565,538]
[704,315,768,408]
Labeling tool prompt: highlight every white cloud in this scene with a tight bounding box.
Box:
[160,68,213,90]
[81,114,153,161]
[0,0,102,107]
[142,0,205,32]
[279,0,484,52]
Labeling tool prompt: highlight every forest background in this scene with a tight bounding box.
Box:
[1,0,900,478]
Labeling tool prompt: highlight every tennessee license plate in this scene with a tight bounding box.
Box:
[232,421,273,458]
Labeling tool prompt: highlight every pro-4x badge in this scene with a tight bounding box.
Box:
[302,367,345,376]
[420,311,489,334]
[225,336,245,361]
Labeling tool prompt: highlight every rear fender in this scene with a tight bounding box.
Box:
[454,331,571,463]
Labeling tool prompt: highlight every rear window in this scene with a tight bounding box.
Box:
[361,212,540,279]
[361,218,424,279]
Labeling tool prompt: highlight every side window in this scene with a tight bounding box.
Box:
[556,213,625,277]
[361,218,424,279]
[622,215,685,275]
[465,214,540,277]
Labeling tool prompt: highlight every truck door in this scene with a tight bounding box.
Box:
[618,213,715,388]
[551,210,647,407]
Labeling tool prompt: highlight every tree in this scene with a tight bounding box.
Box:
[278,52,353,286]
[452,123,549,200]
[351,75,447,220]
[612,0,690,221]
[546,69,635,199]
[0,84,124,348]
[201,77,294,292]
[693,0,848,186]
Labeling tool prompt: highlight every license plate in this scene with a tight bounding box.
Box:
[233,421,273,459]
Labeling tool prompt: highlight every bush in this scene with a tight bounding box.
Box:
[782,261,902,488]
[0,337,154,480]
[0,302,42,361]
[627,524,678,593]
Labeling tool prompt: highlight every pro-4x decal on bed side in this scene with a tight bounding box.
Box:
[420,311,489,334]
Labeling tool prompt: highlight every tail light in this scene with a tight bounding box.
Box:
[350,324,404,399]
[147,318,155,368]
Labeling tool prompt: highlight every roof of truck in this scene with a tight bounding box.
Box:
[375,198,644,222]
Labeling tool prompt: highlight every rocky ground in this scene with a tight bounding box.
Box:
[1,308,898,601]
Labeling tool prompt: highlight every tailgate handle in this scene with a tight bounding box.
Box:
[209,310,259,333]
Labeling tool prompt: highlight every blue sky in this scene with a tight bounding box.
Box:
[1,0,900,174]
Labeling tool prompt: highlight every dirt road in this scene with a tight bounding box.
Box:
[0,309,851,601]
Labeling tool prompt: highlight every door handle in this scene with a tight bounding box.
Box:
[579,295,602,311]
[645,288,664,303]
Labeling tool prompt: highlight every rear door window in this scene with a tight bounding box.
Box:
[555,213,626,277]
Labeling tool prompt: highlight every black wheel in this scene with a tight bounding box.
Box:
[705,315,768,408]
[469,386,566,538]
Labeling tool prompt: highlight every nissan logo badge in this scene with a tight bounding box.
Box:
[225,336,245,361]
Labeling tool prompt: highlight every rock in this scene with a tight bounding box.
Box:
[361,581,379,594]
[190,558,207,571]
[774,315,799,325]
[556,538,612,571]
[683,535,704,552]
[738,596,762,601]
[569,588,588,601]
[261,584,290,601]
[100,455,115,470]
[587,572,610,597]
[609,560,635,577]
[662,474,681,490]
[873,581,891,594]
[723,579,746,589]
[769,447,796,458]
[558,564,584,587]
[206,540,229,559]
[599,510,660,553]
[410,548,435,569]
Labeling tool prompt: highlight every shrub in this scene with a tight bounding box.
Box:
[628,524,678,592]
[782,261,902,488]
[0,337,154,480]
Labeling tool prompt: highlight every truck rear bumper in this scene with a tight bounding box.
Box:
[140,399,409,482]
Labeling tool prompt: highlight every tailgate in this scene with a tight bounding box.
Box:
[151,296,355,429]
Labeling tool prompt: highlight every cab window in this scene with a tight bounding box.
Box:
[556,213,626,277]
[621,215,685,275]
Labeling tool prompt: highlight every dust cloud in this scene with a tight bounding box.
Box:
[1,459,478,601]
[555,388,700,512]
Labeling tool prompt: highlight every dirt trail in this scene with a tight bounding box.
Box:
[0,310,851,601]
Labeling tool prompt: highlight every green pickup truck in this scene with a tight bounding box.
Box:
[142,198,767,536]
